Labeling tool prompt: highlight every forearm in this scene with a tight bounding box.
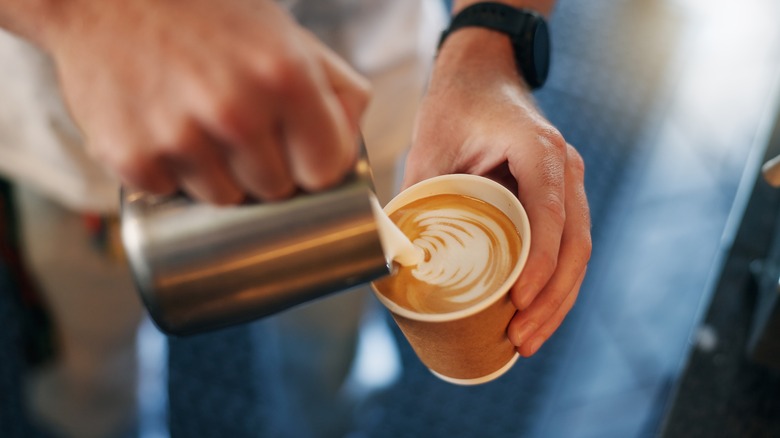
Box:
[451,0,556,17]
[0,0,64,47]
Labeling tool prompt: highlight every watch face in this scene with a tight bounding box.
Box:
[519,19,550,89]
[531,20,550,88]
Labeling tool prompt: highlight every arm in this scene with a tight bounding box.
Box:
[0,1,52,44]
[0,0,370,204]
[405,0,592,357]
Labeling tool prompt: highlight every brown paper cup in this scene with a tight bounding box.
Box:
[372,174,531,385]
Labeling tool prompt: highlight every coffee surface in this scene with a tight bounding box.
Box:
[373,193,522,314]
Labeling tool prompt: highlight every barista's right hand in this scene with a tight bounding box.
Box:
[31,0,371,204]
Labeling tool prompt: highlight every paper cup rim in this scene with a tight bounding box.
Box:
[372,174,531,323]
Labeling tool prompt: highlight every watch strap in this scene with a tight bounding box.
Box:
[438,2,550,89]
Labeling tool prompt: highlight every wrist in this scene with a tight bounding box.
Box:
[438,2,551,90]
[435,27,517,81]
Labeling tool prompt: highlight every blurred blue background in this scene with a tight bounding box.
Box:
[3,0,780,437]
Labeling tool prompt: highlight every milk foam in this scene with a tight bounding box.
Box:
[410,208,510,304]
[373,193,521,314]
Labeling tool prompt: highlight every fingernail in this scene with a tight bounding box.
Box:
[514,281,536,310]
[511,321,538,347]
[527,337,544,356]
[517,292,533,311]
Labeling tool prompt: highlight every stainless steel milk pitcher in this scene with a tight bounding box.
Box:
[120,144,389,336]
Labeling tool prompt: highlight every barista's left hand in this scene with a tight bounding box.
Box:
[403,26,591,358]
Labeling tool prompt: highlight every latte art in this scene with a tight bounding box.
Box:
[412,208,508,303]
[374,194,522,314]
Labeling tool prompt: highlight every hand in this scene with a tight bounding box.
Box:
[40,0,370,204]
[403,28,591,357]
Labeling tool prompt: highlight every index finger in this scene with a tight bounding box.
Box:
[507,131,568,310]
[279,42,365,192]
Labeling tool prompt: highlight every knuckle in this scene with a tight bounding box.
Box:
[540,192,567,229]
[292,149,354,193]
[189,184,243,206]
[114,150,172,193]
[210,97,252,147]
[87,137,177,193]
[255,180,296,201]
[538,125,567,155]
[195,75,259,145]
[258,53,308,97]
[580,233,594,263]
[566,145,586,178]
[297,167,343,193]
[535,250,559,283]
[239,165,296,201]
[110,149,148,179]
[143,105,196,152]
[159,131,197,157]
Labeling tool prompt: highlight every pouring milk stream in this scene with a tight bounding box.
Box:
[371,196,423,267]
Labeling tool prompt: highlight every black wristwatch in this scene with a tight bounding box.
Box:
[438,2,550,90]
